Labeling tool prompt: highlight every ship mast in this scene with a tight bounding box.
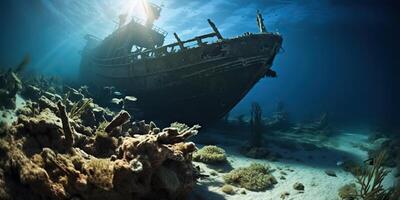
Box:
[256,10,267,33]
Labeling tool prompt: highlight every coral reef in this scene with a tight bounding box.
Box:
[193,145,227,164]
[0,82,202,200]
[223,163,277,191]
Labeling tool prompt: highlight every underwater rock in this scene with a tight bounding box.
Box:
[223,163,277,191]
[221,184,235,195]
[338,183,357,200]
[325,170,337,177]
[105,110,131,134]
[193,145,227,164]
[293,182,304,191]
[38,95,58,113]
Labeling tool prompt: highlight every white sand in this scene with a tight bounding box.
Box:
[190,130,397,200]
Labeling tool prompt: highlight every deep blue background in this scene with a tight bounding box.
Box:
[0,0,399,127]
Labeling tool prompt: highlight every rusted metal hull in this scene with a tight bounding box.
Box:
[80,33,282,123]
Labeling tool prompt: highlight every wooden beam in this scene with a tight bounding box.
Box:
[207,19,223,40]
[173,32,185,50]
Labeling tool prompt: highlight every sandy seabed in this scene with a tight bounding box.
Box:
[190,129,397,200]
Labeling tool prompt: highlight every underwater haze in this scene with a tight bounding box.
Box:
[1,0,399,127]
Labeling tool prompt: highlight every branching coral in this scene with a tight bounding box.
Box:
[193,145,227,164]
[356,151,393,200]
[223,163,277,191]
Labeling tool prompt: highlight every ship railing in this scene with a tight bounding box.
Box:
[90,31,220,66]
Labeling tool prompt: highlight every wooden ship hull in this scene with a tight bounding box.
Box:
[80,7,282,123]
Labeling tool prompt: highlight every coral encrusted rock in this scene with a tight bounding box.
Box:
[223,163,277,191]
[193,145,227,164]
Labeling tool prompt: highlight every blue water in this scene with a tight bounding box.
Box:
[0,0,398,128]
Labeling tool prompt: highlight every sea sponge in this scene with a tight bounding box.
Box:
[223,163,277,191]
[193,145,227,164]
[338,183,357,200]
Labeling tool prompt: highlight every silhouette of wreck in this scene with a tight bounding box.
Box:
[80,3,282,123]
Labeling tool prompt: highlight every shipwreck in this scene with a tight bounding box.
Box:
[80,2,283,123]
